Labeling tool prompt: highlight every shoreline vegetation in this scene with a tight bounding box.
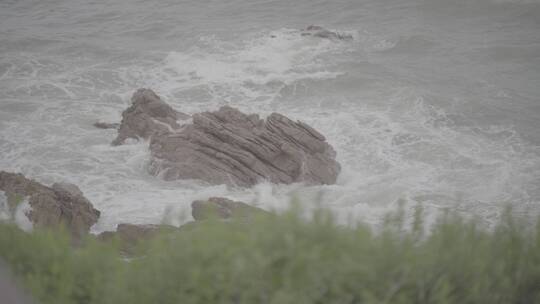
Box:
[1,206,539,304]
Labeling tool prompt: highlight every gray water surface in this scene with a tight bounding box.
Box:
[1,0,539,231]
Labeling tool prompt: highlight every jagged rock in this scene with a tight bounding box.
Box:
[112,89,340,187]
[149,105,340,186]
[0,171,100,238]
[112,88,189,145]
[93,122,120,129]
[0,172,49,199]
[301,25,353,40]
[191,197,270,221]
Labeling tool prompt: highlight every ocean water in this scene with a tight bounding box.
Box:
[1,0,539,232]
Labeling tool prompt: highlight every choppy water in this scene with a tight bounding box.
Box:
[1,0,539,232]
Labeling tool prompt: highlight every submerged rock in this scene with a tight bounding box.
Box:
[113,89,340,187]
[96,197,270,254]
[98,223,176,241]
[93,122,120,129]
[191,197,270,221]
[0,171,100,238]
[301,25,353,41]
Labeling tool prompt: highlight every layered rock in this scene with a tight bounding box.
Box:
[112,88,189,145]
[0,171,100,238]
[111,89,340,187]
[150,105,340,186]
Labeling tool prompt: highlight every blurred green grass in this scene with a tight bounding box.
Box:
[0,206,539,304]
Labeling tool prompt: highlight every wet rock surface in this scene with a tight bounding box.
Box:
[97,223,178,254]
[0,171,100,238]
[98,223,176,242]
[112,89,341,187]
[112,88,189,145]
[151,105,340,186]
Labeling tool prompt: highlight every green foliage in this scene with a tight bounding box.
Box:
[0,224,122,304]
[0,208,539,304]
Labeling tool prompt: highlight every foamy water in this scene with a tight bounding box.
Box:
[1,0,539,232]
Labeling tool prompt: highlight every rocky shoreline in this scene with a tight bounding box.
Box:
[0,88,341,249]
[0,170,273,251]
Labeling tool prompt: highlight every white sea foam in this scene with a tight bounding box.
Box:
[1,3,539,233]
[143,28,349,111]
[0,191,33,231]
[14,199,33,232]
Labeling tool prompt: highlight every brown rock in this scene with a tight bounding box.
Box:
[0,171,100,239]
[97,223,178,254]
[103,223,175,241]
[113,89,340,187]
[0,171,50,197]
[112,88,189,145]
[148,105,340,186]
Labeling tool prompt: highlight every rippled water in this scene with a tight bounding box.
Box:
[1,0,539,232]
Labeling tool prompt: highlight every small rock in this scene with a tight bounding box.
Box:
[112,88,189,145]
[97,223,178,254]
[0,171,100,239]
[191,197,270,221]
[93,122,120,129]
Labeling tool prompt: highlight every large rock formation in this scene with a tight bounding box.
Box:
[0,171,100,238]
[113,89,341,187]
